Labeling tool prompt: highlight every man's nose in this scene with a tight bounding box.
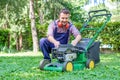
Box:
[63,18,67,21]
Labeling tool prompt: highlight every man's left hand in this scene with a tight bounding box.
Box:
[71,40,77,46]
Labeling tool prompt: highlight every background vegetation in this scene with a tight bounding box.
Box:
[0,0,120,52]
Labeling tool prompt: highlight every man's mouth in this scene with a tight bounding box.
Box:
[62,22,67,25]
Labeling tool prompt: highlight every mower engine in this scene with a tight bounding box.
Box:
[52,44,77,62]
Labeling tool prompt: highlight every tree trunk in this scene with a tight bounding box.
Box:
[39,9,44,24]
[16,36,19,51]
[29,0,39,53]
[8,33,10,48]
[19,32,22,50]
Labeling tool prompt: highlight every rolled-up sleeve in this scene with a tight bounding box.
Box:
[70,25,80,37]
[47,21,55,37]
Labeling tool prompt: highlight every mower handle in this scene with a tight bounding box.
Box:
[88,9,108,14]
[82,9,112,27]
[88,9,112,18]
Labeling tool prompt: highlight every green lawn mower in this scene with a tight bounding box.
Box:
[39,9,112,72]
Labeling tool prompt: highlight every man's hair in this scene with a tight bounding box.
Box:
[59,9,70,14]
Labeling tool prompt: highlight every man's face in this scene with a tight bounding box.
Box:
[59,13,70,26]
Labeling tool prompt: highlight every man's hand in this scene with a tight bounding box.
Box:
[71,34,81,46]
[54,41,60,48]
[47,36,60,48]
[71,40,77,46]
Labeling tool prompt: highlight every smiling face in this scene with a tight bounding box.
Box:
[59,13,70,26]
[58,9,70,26]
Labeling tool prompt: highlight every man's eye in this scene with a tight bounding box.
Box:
[62,18,68,19]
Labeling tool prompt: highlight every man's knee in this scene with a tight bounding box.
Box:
[39,38,47,47]
[40,38,46,44]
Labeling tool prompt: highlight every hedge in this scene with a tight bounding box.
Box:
[74,22,120,51]
[0,29,9,51]
[0,22,120,51]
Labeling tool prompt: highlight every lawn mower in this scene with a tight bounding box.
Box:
[39,9,112,72]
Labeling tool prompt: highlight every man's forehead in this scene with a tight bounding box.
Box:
[60,13,70,16]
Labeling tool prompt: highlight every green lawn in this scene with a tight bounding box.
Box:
[0,53,120,80]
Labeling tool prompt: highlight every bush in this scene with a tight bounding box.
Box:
[74,21,120,51]
[0,29,9,52]
[0,22,119,52]
[99,22,120,51]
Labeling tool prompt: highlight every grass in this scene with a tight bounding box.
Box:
[0,52,120,80]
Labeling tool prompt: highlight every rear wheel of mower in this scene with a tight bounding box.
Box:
[86,59,95,69]
[63,61,73,72]
[39,59,50,70]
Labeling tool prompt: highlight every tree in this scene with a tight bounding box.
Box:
[29,0,39,53]
[0,0,29,51]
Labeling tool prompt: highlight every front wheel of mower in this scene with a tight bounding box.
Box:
[86,59,95,69]
[39,59,50,70]
[63,61,73,72]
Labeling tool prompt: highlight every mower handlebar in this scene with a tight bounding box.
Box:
[88,9,108,14]
[88,9,112,18]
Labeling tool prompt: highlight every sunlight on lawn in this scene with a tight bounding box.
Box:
[0,51,42,57]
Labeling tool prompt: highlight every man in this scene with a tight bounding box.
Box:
[39,9,81,61]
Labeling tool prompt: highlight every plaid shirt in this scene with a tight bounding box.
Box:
[47,20,80,38]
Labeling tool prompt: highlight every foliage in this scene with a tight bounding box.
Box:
[0,29,9,52]
[0,21,120,51]
[100,22,120,51]
[35,0,69,23]
[0,29,9,45]
[35,0,87,23]
[0,0,29,51]
[0,0,120,52]
[0,53,120,80]
[77,21,120,51]
[22,24,33,50]
[36,23,48,39]
[87,0,120,21]
[0,29,18,53]
[74,21,120,51]
[68,0,87,22]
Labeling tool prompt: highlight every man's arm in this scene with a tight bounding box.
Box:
[47,36,60,48]
[71,34,82,46]
[47,21,60,48]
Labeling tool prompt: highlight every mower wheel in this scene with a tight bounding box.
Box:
[39,59,50,70]
[86,59,95,69]
[63,61,73,72]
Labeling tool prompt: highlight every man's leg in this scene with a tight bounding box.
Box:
[39,38,54,61]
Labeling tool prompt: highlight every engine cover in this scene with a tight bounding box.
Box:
[64,53,77,61]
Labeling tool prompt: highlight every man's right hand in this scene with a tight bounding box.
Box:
[47,36,60,48]
[54,41,60,48]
